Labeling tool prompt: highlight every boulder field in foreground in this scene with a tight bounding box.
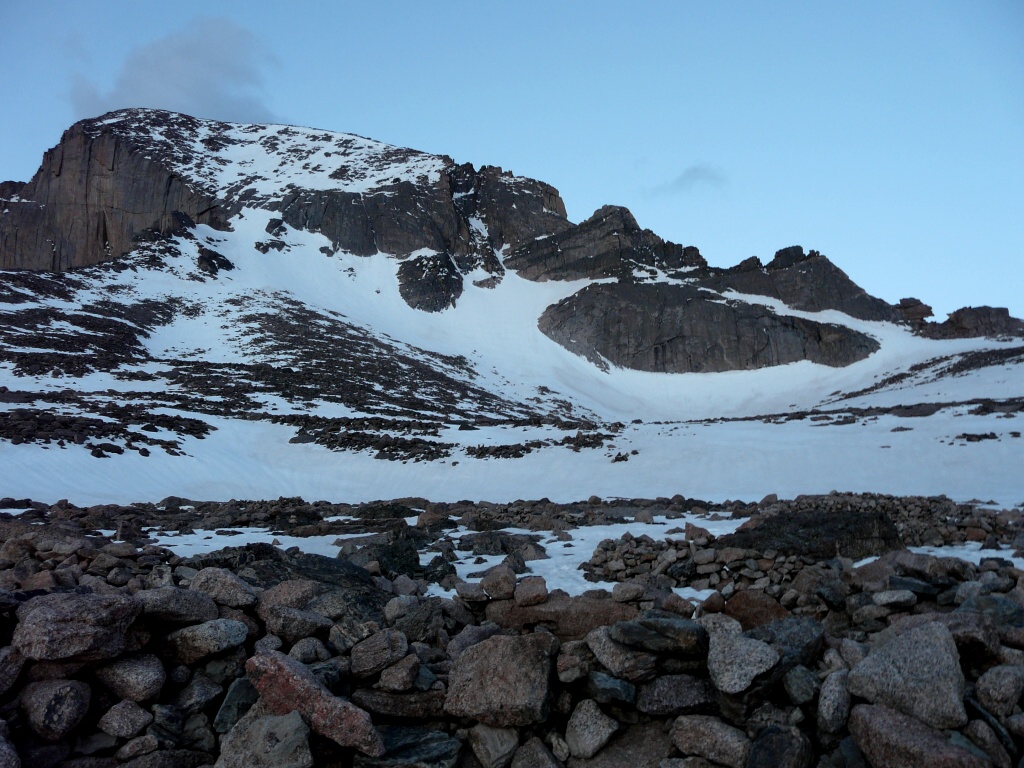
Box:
[2,493,1024,766]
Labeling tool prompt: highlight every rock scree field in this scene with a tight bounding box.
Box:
[1,109,1023,767]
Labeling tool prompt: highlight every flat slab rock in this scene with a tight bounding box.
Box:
[849,704,991,768]
[716,506,902,561]
[566,721,673,767]
[444,633,558,727]
[485,594,639,641]
[848,621,967,729]
[353,726,461,768]
[14,593,142,661]
[246,650,384,756]
[707,630,779,695]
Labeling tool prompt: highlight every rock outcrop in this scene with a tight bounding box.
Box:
[3,107,1020,381]
[0,110,571,315]
[698,246,901,322]
[896,297,1024,340]
[922,306,1024,340]
[0,112,230,272]
[503,204,705,282]
[539,282,880,372]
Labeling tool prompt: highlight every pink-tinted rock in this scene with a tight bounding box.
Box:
[486,594,638,641]
[722,590,790,631]
[445,633,558,727]
[245,650,384,756]
[849,704,990,768]
[14,593,142,661]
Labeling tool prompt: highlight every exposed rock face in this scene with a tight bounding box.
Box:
[922,306,1024,339]
[896,297,1024,340]
[0,110,571,316]
[539,282,880,372]
[699,246,900,322]
[396,251,464,312]
[894,297,934,325]
[504,205,705,282]
[13,593,142,661]
[4,106,1019,381]
[0,113,229,271]
[716,504,902,561]
[447,163,571,254]
[0,181,25,200]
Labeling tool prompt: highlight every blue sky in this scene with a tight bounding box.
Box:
[2,1,1022,318]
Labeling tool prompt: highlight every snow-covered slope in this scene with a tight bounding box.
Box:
[1,110,1021,507]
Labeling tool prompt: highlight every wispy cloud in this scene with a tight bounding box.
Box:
[647,163,728,197]
[70,17,279,124]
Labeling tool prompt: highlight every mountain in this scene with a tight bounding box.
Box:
[0,109,1022,506]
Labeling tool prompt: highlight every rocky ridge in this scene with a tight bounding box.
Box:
[3,108,1020,382]
[3,493,1024,766]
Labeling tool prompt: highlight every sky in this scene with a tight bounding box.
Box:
[1,1,1022,319]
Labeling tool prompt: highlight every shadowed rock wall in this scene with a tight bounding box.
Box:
[539,283,880,372]
[0,117,229,271]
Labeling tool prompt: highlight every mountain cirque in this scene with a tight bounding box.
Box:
[0,108,1022,508]
[2,108,1019,374]
[1,107,1024,766]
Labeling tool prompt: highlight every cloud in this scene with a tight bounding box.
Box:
[648,164,728,196]
[70,17,279,124]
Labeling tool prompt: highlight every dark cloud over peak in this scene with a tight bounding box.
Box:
[648,163,728,197]
[70,17,279,124]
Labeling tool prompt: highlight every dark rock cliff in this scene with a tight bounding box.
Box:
[539,283,880,373]
[0,115,230,271]
[921,306,1024,340]
[0,181,25,200]
[3,108,1020,376]
[0,110,573,314]
[504,204,706,282]
[697,246,900,323]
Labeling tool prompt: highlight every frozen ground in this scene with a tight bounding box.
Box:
[140,513,1024,604]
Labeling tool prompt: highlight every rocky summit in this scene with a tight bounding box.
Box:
[0,109,1023,765]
